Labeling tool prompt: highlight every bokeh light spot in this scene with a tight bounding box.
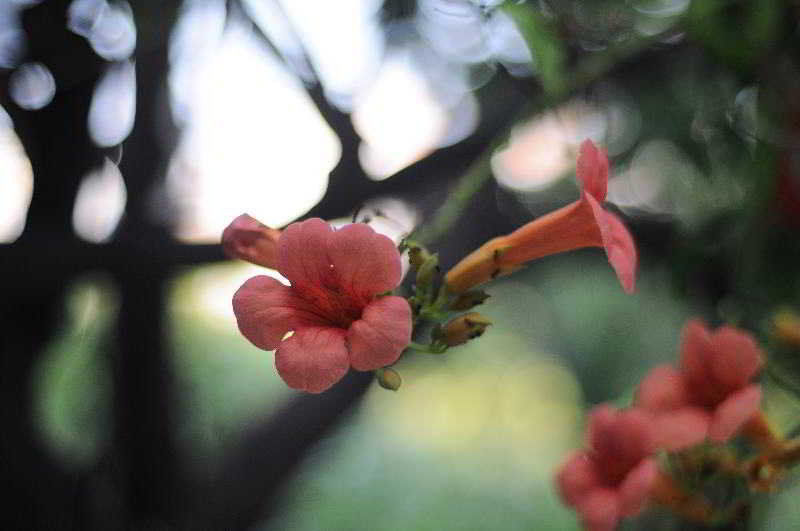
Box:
[0,120,33,242]
[9,62,56,110]
[88,60,136,147]
[72,158,127,242]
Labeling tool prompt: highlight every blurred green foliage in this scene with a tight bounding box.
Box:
[33,276,113,468]
[32,256,800,530]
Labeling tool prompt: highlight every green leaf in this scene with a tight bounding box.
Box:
[502,2,566,98]
[687,0,782,69]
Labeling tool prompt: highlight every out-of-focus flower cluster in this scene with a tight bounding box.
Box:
[555,319,800,531]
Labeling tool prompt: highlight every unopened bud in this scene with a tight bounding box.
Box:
[774,309,800,347]
[408,245,432,269]
[416,252,440,286]
[222,213,281,269]
[377,367,402,391]
[449,290,490,311]
[440,312,492,346]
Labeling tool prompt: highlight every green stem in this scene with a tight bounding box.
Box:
[413,144,498,245]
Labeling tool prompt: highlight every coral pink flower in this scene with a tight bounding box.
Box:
[232,218,412,393]
[556,405,659,531]
[635,319,764,451]
[445,140,637,294]
[222,213,282,269]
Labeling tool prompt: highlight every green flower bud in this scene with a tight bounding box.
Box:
[408,245,432,269]
[415,252,440,286]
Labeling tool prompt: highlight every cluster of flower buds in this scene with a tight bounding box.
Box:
[400,238,494,360]
[556,319,800,530]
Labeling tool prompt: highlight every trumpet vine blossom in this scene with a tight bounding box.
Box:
[445,140,637,294]
[556,405,659,531]
[230,217,412,393]
[635,319,764,451]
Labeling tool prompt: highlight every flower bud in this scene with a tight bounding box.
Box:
[415,252,440,287]
[222,214,281,269]
[774,309,800,347]
[408,245,432,269]
[440,312,491,346]
[377,367,402,391]
[449,290,490,311]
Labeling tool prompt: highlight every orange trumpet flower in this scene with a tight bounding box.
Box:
[445,140,637,294]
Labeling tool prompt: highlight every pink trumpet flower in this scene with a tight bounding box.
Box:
[635,319,764,451]
[231,218,412,393]
[556,405,659,531]
[222,213,282,269]
[445,140,637,294]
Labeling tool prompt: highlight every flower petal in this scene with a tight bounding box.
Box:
[446,200,606,294]
[274,326,350,393]
[577,488,620,531]
[327,223,402,302]
[346,296,412,371]
[635,365,690,412]
[584,194,637,294]
[232,275,329,351]
[589,406,656,476]
[707,326,764,391]
[278,218,336,296]
[708,385,762,442]
[222,213,281,269]
[679,319,712,380]
[586,404,617,449]
[555,451,602,507]
[651,408,710,451]
[679,319,728,406]
[499,200,602,266]
[618,458,658,516]
[577,139,609,201]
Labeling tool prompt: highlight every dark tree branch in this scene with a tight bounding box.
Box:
[0,2,104,529]
[108,2,188,529]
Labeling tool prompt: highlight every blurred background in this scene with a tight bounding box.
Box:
[2,0,800,529]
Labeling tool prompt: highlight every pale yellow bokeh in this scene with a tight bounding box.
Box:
[365,328,584,484]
